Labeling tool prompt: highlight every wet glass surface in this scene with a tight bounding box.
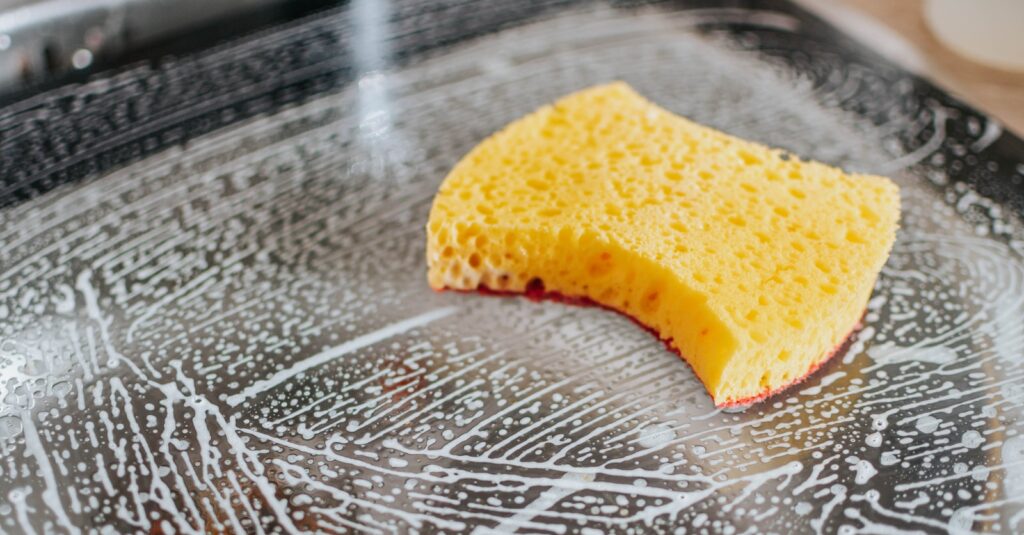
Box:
[1,1,1023,532]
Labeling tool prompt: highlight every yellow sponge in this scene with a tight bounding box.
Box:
[426,82,899,406]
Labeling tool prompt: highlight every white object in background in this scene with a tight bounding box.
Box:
[924,0,1024,71]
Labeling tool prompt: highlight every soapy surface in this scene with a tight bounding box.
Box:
[0,4,1022,534]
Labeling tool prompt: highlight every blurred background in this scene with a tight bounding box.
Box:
[0,0,338,98]
[0,0,1021,133]
[800,0,1024,135]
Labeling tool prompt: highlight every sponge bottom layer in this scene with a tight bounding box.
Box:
[441,282,859,408]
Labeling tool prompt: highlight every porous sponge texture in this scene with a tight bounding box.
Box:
[426,82,899,406]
